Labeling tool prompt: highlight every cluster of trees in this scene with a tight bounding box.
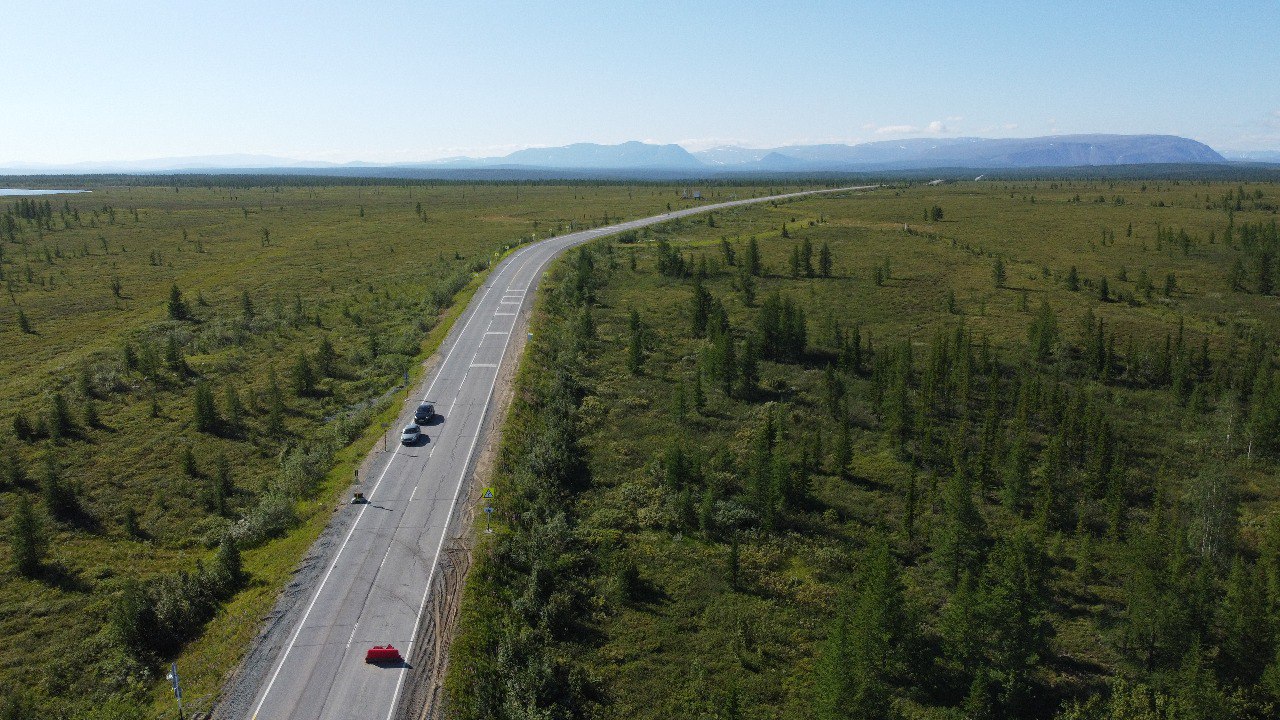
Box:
[788,238,833,278]
[6,198,54,229]
[1226,218,1278,295]
[109,538,243,660]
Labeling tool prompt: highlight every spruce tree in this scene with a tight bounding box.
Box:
[291,353,317,397]
[265,368,286,436]
[166,283,190,321]
[746,237,761,277]
[833,419,851,479]
[992,256,1006,288]
[737,337,760,397]
[315,336,338,377]
[626,309,643,374]
[814,534,906,720]
[935,464,985,587]
[193,380,219,433]
[10,494,45,576]
[818,242,832,277]
[47,392,73,441]
[1218,558,1271,687]
[975,530,1050,716]
[41,455,75,520]
[241,290,255,323]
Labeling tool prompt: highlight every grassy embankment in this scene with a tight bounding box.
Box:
[448,180,1280,719]
[0,180,802,718]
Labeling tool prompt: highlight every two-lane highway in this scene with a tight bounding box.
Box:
[244,185,873,720]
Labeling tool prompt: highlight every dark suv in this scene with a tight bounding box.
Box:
[414,402,435,424]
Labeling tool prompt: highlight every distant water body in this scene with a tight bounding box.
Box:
[0,188,90,196]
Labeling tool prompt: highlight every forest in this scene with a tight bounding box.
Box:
[447,180,1280,719]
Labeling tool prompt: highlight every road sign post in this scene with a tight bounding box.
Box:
[484,506,494,533]
[167,663,185,719]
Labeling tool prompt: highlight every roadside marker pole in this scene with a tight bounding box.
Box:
[167,663,185,719]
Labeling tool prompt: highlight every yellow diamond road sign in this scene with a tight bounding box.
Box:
[481,487,495,499]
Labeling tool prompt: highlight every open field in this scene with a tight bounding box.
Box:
[447,179,1280,719]
[0,180,808,718]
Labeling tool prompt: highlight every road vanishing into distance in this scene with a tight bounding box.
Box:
[244,185,873,720]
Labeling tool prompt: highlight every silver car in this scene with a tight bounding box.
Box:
[400,424,422,445]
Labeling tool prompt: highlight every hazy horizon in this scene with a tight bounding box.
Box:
[2,1,1277,164]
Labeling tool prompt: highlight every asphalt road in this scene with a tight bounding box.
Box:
[244,185,873,720]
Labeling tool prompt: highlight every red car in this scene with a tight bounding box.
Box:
[365,645,402,664]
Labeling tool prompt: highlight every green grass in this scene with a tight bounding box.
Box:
[448,179,1280,719]
[0,181,808,717]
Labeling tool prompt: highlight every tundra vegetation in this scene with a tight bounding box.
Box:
[0,178,799,718]
[448,180,1280,720]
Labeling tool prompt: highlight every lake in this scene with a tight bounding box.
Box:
[0,188,90,196]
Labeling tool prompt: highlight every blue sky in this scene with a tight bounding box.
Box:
[3,0,1277,163]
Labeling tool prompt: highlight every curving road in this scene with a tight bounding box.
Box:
[243,185,873,720]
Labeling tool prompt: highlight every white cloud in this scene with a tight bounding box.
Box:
[871,119,952,136]
[874,124,919,135]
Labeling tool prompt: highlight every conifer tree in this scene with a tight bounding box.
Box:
[737,264,756,306]
[41,455,75,520]
[1218,558,1271,687]
[813,534,906,720]
[720,237,735,266]
[992,257,1006,288]
[193,380,219,433]
[47,392,73,441]
[1028,300,1058,362]
[265,368,286,436]
[975,530,1051,715]
[737,336,760,397]
[818,242,832,277]
[626,309,643,375]
[10,494,45,576]
[315,336,338,377]
[1002,427,1030,514]
[291,353,317,397]
[167,283,190,321]
[936,464,985,587]
[745,237,761,277]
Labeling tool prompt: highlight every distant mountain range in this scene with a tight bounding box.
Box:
[3,134,1270,176]
[418,135,1227,171]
